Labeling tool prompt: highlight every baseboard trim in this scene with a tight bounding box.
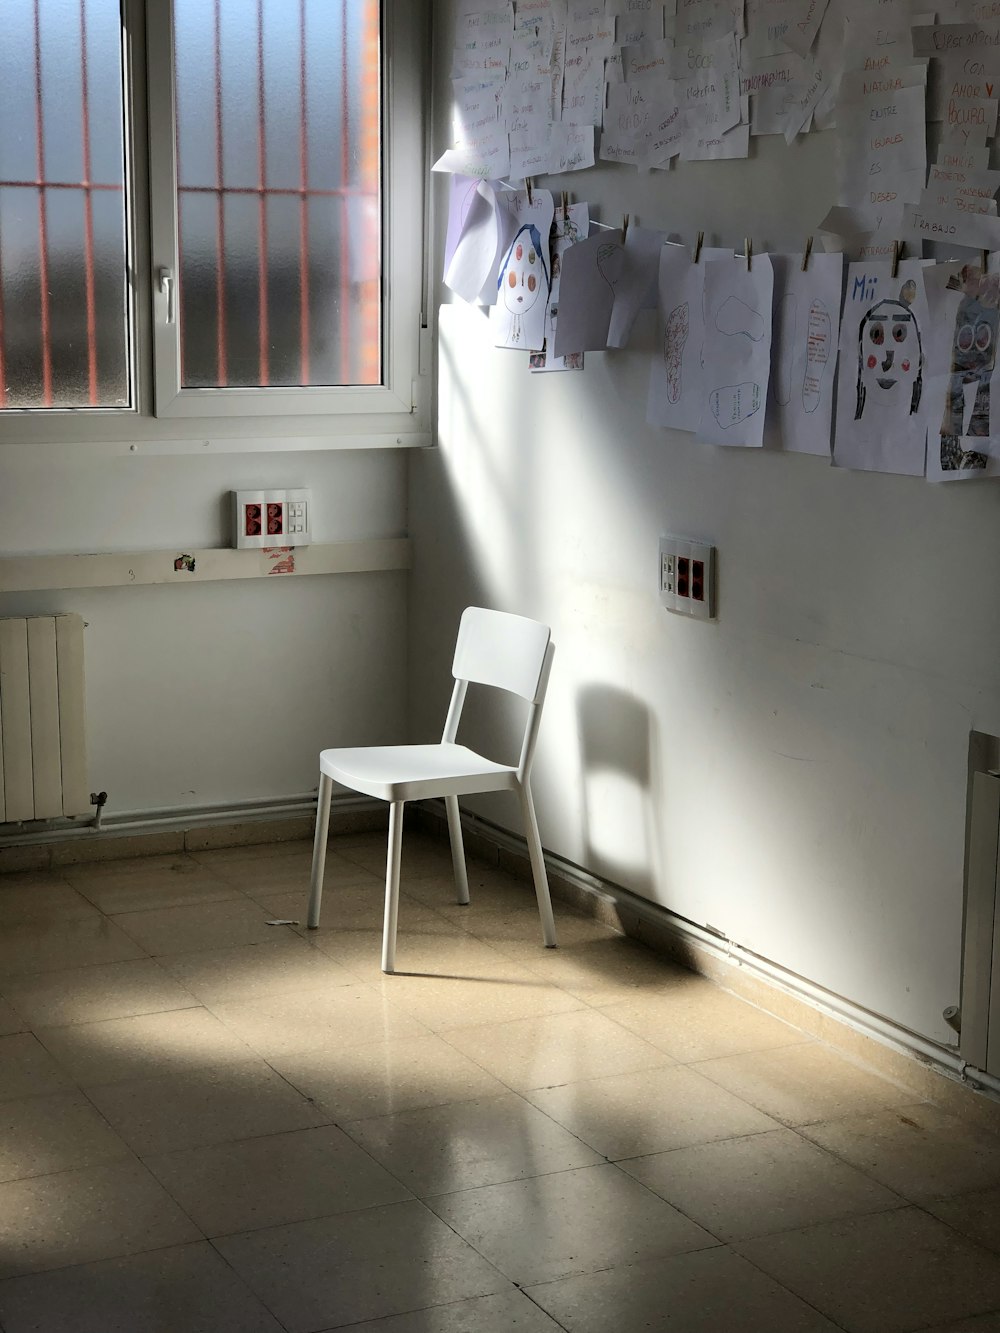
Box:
[412,799,1000,1135]
[0,795,387,871]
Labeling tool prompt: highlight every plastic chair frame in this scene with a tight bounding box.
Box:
[307,609,557,972]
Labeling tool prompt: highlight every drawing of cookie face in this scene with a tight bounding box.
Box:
[503,232,543,314]
[664,302,689,403]
[855,288,923,420]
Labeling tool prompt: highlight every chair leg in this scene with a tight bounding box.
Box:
[445,795,470,905]
[382,800,405,973]
[307,772,333,929]
[518,784,557,948]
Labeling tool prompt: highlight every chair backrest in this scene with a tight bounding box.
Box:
[443,608,554,778]
[452,607,551,702]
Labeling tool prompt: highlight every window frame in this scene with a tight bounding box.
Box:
[0,0,429,448]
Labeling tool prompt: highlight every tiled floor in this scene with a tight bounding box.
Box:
[0,832,999,1332]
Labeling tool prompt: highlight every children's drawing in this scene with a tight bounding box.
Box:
[710,382,762,428]
[715,297,765,341]
[854,279,923,423]
[494,222,551,350]
[774,293,797,406]
[698,253,774,448]
[596,240,624,294]
[939,265,998,472]
[532,201,589,374]
[833,258,931,477]
[664,303,690,403]
[803,300,831,415]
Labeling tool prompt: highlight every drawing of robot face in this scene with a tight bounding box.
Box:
[855,284,923,420]
[500,224,548,315]
[952,292,999,378]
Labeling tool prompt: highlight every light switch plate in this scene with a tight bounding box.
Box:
[232,489,312,549]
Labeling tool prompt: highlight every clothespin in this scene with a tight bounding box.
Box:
[891,239,902,278]
[622,214,630,242]
[561,190,568,214]
[526,177,533,204]
[983,249,990,273]
[694,230,704,263]
[801,236,814,272]
[745,236,753,270]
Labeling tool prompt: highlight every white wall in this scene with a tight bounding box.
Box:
[0,444,409,813]
[411,0,1000,1046]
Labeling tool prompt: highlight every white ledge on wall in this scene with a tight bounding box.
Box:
[0,539,412,594]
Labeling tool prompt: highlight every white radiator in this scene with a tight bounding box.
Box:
[0,614,89,822]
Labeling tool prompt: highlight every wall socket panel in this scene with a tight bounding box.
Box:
[232,490,312,549]
[659,535,716,620]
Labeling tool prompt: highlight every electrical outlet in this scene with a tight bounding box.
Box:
[659,535,716,620]
[232,489,312,549]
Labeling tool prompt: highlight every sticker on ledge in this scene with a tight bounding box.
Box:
[173,554,196,573]
[263,547,295,575]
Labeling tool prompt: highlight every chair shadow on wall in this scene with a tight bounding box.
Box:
[576,683,665,909]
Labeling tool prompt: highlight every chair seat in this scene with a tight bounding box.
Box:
[319,742,518,803]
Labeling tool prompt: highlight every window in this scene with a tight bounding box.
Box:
[0,0,425,435]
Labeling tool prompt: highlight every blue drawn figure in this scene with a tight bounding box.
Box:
[854,279,923,423]
[940,265,997,472]
[497,223,550,346]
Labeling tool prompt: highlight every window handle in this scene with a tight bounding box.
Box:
[158,266,175,324]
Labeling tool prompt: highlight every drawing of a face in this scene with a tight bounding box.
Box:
[855,283,923,420]
[951,274,999,381]
[501,224,548,315]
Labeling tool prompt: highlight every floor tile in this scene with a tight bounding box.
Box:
[0,916,147,978]
[0,1158,200,1278]
[86,1059,329,1155]
[620,1127,902,1241]
[345,1093,603,1196]
[599,981,810,1062]
[443,1007,672,1092]
[405,864,547,915]
[927,1186,1000,1254]
[257,885,455,939]
[427,1162,716,1286]
[156,936,357,1005]
[65,855,241,913]
[799,1104,1000,1203]
[525,1064,777,1159]
[0,1033,77,1101]
[337,837,456,879]
[915,1316,1000,1333]
[35,1007,254,1087]
[215,1200,511,1332]
[499,933,689,1006]
[325,1290,564,1332]
[207,985,428,1060]
[0,1241,284,1332]
[145,1125,411,1236]
[368,963,583,1032]
[111,899,289,956]
[0,996,27,1035]
[227,849,380,897]
[0,1090,131,1182]
[0,874,98,923]
[525,1247,841,1332]
[735,1206,1000,1333]
[0,958,199,1029]
[693,1041,918,1126]
[272,1034,509,1121]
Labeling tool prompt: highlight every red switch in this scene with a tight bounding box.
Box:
[691,560,704,601]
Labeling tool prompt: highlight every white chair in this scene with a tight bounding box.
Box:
[307,606,557,972]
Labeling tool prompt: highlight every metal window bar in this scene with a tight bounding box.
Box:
[175,0,382,391]
[0,0,126,410]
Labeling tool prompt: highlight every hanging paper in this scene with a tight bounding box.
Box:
[647,246,731,433]
[833,259,933,476]
[531,201,590,372]
[607,226,666,348]
[766,251,843,455]
[552,229,625,357]
[490,189,556,350]
[699,253,775,448]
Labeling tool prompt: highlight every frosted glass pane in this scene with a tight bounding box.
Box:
[174,0,382,389]
[0,0,129,411]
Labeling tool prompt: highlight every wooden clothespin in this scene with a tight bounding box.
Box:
[983,249,990,273]
[526,177,533,204]
[801,236,814,272]
[561,190,568,215]
[744,236,753,270]
[694,230,704,263]
[891,239,902,278]
[622,214,630,242]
